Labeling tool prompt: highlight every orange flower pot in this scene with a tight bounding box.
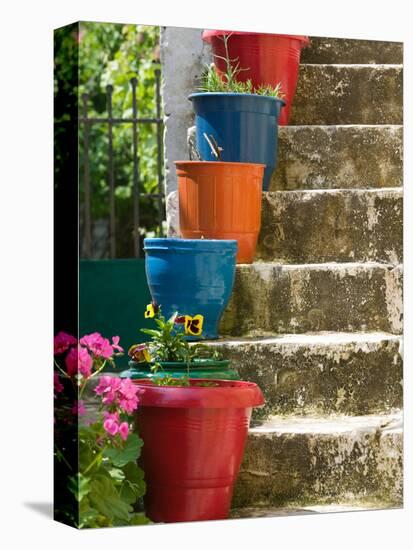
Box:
[176,161,264,264]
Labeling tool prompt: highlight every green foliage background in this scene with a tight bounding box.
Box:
[79,23,164,257]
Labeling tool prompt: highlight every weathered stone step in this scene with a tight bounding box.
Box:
[272,125,402,191]
[290,65,402,125]
[233,413,402,508]
[220,263,402,336]
[209,332,403,417]
[231,502,400,519]
[258,188,402,264]
[187,125,403,191]
[301,37,403,64]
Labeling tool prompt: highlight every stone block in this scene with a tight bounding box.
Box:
[220,263,403,335]
[290,65,402,125]
[233,413,403,507]
[258,188,402,263]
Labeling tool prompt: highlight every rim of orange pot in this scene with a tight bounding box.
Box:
[174,160,266,168]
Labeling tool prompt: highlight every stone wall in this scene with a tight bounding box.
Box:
[160,26,211,203]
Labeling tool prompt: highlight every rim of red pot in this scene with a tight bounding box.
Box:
[202,29,310,46]
[133,378,265,409]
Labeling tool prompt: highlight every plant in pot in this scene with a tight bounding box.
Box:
[202,30,309,125]
[53,331,150,528]
[144,237,237,339]
[127,310,265,523]
[189,34,285,191]
[121,303,239,381]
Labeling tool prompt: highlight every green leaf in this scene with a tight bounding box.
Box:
[103,433,143,467]
[119,482,137,504]
[129,512,152,525]
[122,461,145,483]
[78,497,100,528]
[68,473,91,502]
[154,317,165,329]
[78,443,96,472]
[108,467,125,481]
[88,474,132,521]
[167,312,178,324]
[140,328,162,338]
[119,462,146,503]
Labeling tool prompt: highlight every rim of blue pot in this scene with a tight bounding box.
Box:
[189,92,286,107]
[144,237,238,253]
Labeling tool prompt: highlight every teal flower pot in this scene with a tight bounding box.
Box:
[120,359,239,380]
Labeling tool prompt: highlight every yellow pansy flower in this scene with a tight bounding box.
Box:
[144,302,158,319]
[184,314,204,336]
[128,343,151,363]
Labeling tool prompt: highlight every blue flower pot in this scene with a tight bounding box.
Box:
[189,92,285,191]
[144,238,237,340]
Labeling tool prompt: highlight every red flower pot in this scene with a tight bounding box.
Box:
[203,30,309,125]
[133,379,264,523]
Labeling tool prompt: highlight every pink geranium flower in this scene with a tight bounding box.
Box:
[103,411,119,423]
[54,331,77,355]
[118,396,139,414]
[94,375,113,395]
[103,412,120,436]
[72,400,86,415]
[78,347,93,377]
[119,378,139,400]
[103,418,119,436]
[111,336,124,353]
[54,372,64,394]
[80,332,114,359]
[94,376,122,405]
[65,347,78,376]
[65,346,92,378]
[94,375,141,415]
[118,378,140,413]
[119,422,129,441]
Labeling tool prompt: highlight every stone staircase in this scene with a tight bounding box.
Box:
[166,35,403,515]
[222,36,403,513]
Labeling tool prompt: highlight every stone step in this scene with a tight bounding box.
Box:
[258,188,402,264]
[187,125,403,191]
[208,332,402,417]
[301,37,403,64]
[290,65,402,125]
[272,125,402,191]
[166,186,403,247]
[231,502,400,519]
[220,263,402,336]
[232,413,403,508]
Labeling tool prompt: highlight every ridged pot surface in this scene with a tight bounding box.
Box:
[189,93,283,191]
[203,32,308,125]
[176,161,264,263]
[133,379,264,523]
[144,238,237,340]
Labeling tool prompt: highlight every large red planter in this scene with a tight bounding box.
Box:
[133,379,264,523]
[203,30,309,125]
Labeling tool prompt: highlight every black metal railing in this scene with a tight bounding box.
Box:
[80,69,164,258]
